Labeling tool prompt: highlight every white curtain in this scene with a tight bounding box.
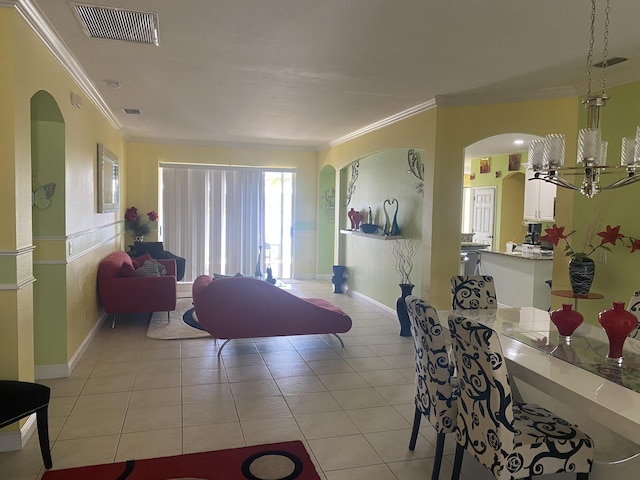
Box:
[161,165,265,282]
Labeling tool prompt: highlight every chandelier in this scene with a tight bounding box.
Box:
[528,0,640,198]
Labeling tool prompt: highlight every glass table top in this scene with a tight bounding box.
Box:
[442,308,640,394]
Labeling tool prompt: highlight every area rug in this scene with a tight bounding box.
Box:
[146,297,211,340]
[42,440,320,479]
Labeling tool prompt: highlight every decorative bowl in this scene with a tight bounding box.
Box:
[359,224,379,234]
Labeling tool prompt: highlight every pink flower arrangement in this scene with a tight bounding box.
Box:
[125,206,158,236]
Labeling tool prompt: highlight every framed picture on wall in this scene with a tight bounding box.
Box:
[508,153,521,171]
[97,143,120,213]
[479,157,490,174]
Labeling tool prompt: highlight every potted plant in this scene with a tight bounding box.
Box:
[125,206,159,242]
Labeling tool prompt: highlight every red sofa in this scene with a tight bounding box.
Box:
[192,275,352,352]
[98,251,177,326]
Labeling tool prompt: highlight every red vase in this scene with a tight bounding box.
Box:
[550,304,583,342]
[598,301,638,364]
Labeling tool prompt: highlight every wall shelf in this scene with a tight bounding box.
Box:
[340,229,402,240]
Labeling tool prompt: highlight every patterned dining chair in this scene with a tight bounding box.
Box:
[447,314,594,480]
[451,275,497,310]
[405,296,456,480]
[628,291,640,339]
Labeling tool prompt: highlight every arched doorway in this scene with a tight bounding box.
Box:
[463,133,542,252]
[318,165,336,275]
[31,90,67,369]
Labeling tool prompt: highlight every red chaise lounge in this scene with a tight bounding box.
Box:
[192,275,352,353]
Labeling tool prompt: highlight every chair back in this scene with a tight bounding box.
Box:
[405,296,456,434]
[451,275,497,310]
[447,313,516,470]
[628,291,640,339]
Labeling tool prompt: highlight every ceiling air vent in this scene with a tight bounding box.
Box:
[594,57,627,68]
[72,3,159,45]
[122,108,143,115]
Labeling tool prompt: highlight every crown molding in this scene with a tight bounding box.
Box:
[12,0,122,131]
[327,99,437,148]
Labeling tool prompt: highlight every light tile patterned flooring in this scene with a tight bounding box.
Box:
[0,280,491,480]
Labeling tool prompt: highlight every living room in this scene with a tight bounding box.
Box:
[3,1,640,478]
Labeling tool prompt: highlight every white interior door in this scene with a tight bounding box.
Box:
[472,187,496,250]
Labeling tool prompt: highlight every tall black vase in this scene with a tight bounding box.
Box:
[569,257,595,295]
[396,283,414,337]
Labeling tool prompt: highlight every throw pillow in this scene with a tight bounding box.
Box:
[132,253,153,269]
[121,263,138,278]
[136,259,166,277]
[213,272,244,279]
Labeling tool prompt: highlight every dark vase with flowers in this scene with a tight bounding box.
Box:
[568,257,595,295]
[598,301,638,364]
[396,283,414,337]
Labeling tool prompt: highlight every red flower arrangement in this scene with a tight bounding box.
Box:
[125,206,159,236]
[541,224,640,260]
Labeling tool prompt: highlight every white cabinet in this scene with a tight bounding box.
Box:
[524,168,556,221]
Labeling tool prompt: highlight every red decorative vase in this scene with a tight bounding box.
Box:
[550,304,583,343]
[598,301,638,364]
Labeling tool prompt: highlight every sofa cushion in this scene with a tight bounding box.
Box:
[213,272,243,279]
[136,259,167,277]
[132,253,153,269]
[121,263,138,278]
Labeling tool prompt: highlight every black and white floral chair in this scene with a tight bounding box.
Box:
[451,275,497,310]
[628,291,640,339]
[447,314,594,480]
[405,296,457,480]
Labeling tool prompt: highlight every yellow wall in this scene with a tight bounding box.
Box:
[320,99,579,308]
[2,7,125,377]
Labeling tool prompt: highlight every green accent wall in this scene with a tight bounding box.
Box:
[339,149,423,309]
[317,165,336,275]
[566,80,640,324]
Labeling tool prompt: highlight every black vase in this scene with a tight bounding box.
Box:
[396,283,414,337]
[569,257,595,295]
[332,265,347,293]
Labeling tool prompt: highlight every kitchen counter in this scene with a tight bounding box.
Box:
[484,250,553,260]
[480,250,553,309]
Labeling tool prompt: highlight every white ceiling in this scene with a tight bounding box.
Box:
[20,0,640,152]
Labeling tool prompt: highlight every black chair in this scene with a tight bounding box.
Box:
[130,241,186,281]
[0,381,52,469]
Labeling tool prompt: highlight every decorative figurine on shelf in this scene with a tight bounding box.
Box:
[348,208,357,230]
[348,208,363,230]
[367,206,373,225]
[266,266,276,285]
[383,198,400,236]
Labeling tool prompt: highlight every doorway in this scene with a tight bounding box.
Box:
[472,187,496,249]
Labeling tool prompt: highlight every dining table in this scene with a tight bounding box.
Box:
[438,307,640,476]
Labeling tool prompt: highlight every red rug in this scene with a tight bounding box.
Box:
[42,440,320,480]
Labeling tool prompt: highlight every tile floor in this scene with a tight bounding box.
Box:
[0,280,493,480]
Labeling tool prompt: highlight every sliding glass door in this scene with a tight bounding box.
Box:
[160,165,294,282]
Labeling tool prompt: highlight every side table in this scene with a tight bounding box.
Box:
[551,289,604,310]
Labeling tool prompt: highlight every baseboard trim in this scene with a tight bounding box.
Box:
[0,414,36,453]
[350,289,396,315]
[35,312,107,379]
